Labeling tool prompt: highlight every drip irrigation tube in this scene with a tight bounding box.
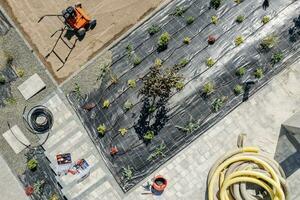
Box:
[207,135,288,200]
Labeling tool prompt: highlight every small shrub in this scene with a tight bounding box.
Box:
[183,37,191,44]
[122,166,133,181]
[128,79,136,88]
[203,82,215,95]
[157,32,171,51]
[147,142,166,161]
[271,52,283,64]
[210,0,222,10]
[186,16,195,25]
[119,128,128,136]
[154,58,162,67]
[254,68,264,79]
[5,97,17,105]
[236,15,245,23]
[126,44,133,57]
[0,74,6,84]
[124,100,133,111]
[175,58,189,70]
[234,0,242,4]
[206,57,215,67]
[102,100,110,109]
[16,68,25,77]
[97,124,106,136]
[27,159,38,171]
[175,82,185,90]
[260,35,278,50]
[172,6,187,16]
[262,16,270,24]
[144,130,155,141]
[212,96,227,112]
[133,55,141,66]
[49,194,59,200]
[148,24,160,35]
[236,67,246,77]
[234,84,243,95]
[211,16,218,25]
[235,36,244,46]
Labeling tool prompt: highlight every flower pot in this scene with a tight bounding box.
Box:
[25,186,34,196]
[110,146,118,156]
[152,175,167,192]
[208,35,216,45]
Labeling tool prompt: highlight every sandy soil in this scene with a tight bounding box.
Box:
[1,0,166,83]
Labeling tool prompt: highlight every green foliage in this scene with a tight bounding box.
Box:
[174,58,189,70]
[148,24,160,35]
[133,55,142,66]
[234,84,244,95]
[186,16,195,25]
[102,100,110,108]
[172,6,187,16]
[271,52,283,64]
[254,68,264,79]
[154,58,162,67]
[74,83,81,99]
[5,97,17,105]
[147,142,166,161]
[33,180,44,196]
[175,81,185,91]
[210,0,222,10]
[175,117,199,134]
[97,124,106,136]
[49,194,59,200]
[212,96,227,112]
[183,37,191,44]
[234,0,242,4]
[206,57,215,67]
[144,130,155,141]
[128,79,137,88]
[236,67,246,77]
[122,166,133,181]
[124,100,133,111]
[260,35,278,50]
[236,15,245,23]
[211,16,218,24]
[235,36,244,46]
[125,44,133,57]
[119,128,128,136]
[203,82,215,95]
[27,159,38,171]
[0,74,6,84]
[157,32,171,51]
[262,16,270,24]
[16,68,25,77]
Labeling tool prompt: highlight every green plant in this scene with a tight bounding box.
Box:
[236,15,245,23]
[260,35,278,50]
[33,180,45,195]
[262,16,270,24]
[97,124,106,136]
[122,166,133,181]
[148,24,160,35]
[154,58,162,67]
[183,37,191,44]
[133,55,141,66]
[186,16,195,25]
[16,68,25,77]
[5,97,17,105]
[172,6,187,16]
[211,16,218,24]
[27,159,38,171]
[254,68,264,79]
[234,84,243,95]
[236,67,246,77]
[234,0,242,4]
[203,82,215,95]
[174,58,189,70]
[124,100,133,111]
[74,83,81,98]
[147,142,166,161]
[271,52,283,64]
[143,130,155,141]
[0,74,5,84]
[212,96,227,112]
[119,128,128,136]
[128,79,137,88]
[49,194,59,200]
[206,57,215,67]
[157,32,171,51]
[235,36,244,46]
[175,117,199,134]
[175,81,185,90]
[210,0,222,10]
[102,100,110,108]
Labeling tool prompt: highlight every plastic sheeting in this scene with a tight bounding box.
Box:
[68,0,300,192]
[0,66,17,107]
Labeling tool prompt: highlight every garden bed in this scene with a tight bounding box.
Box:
[0,63,17,107]
[67,0,300,191]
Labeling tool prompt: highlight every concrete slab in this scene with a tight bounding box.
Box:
[2,125,30,154]
[17,73,46,100]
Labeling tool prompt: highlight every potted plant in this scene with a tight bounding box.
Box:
[152,175,168,192]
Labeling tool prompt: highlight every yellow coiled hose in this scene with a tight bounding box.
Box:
[207,136,288,200]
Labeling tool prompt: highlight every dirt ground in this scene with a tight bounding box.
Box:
[0,0,166,83]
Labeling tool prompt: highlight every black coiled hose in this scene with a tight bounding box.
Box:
[25,105,53,134]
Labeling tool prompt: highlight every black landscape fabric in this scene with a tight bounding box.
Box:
[68,0,300,192]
